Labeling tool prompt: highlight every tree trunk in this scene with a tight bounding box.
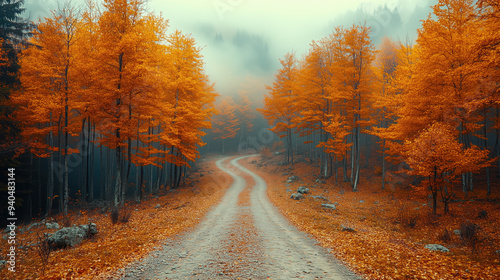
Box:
[46,117,54,216]
[382,139,386,190]
[89,122,94,202]
[81,118,87,202]
[63,91,69,216]
[114,130,122,206]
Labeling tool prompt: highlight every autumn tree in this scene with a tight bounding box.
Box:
[12,5,80,216]
[91,0,169,206]
[335,24,375,191]
[159,30,217,189]
[296,40,337,173]
[259,52,299,165]
[405,122,490,214]
[212,96,240,154]
[370,37,398,189]
[0,0,31,155]
[477,0,500,194]
[381,0,494,204]
[236,91,256,143]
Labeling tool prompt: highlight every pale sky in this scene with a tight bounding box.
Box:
[24,0,435,103]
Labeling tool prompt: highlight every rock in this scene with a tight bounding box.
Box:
[495,250,500,256]
[2,234,7,240]
[47,223,98,248]
[321,204,336,210]
[359,200,365,203]
[273,151,281,155]
[311,195,328,201]
[341,225,356,232]
[339,189,345,195]
[287,176,300,182]
[290,193,304,200]
[155,204,161,209]
[26,222,39,232]
[286,188,292,192]
[315,179,326,184]
[45,222,60,230]
[424,244,449,253]
[297,186,310,194]
[251,160,257,164]
[454,230,461,235]
[0,260,6,267]
[286,179,294,184]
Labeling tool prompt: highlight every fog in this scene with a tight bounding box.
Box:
[24,0,435,104]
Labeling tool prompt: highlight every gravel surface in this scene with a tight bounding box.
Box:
[113,155,361,280]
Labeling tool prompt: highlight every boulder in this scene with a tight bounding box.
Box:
[297,186,310,194]
[311,195,328,201]
[26,222,40,232]
[287,176,300,182]
[47,223,98,248]
[290,193,304,200]
[341,225,356,232]
[45,222,60,230]
[321,204,336,210]
[424,244,449,253]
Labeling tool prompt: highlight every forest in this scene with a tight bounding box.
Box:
[0,0,499,279]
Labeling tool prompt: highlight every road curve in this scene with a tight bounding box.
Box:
[115,155,360,279]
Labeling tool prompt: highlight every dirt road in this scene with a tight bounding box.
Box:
[116,155,360,279]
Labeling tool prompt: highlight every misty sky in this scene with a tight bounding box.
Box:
[23,0,436,104]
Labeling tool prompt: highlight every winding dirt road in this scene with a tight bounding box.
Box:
[116,155,360,279]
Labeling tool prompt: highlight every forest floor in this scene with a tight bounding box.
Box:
[244,153,500,279]
[0,155,233,279]
[2,154,499,279]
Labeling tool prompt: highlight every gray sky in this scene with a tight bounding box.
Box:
[24,0,435,104]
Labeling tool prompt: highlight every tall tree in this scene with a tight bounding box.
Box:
[259,52,299,165]
[212,96,239,154]
[370,37,398,189]
[12,5,80,216]
[0,0,30,155]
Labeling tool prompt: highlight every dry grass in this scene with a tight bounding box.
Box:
[241,155,500,279]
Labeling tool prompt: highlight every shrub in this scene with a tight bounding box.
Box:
[61,215,72,227]
[110,207,132,224]
[460,221,480,253]
[120,208,132,223]
[110,207,120,224]
[438,228,452,243]
[35,232,52,276]
[395,207,419,228]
